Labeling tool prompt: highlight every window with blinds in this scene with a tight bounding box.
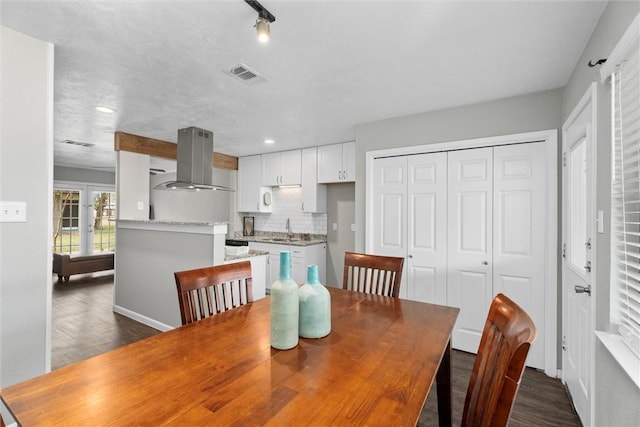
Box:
[611,46,640,358]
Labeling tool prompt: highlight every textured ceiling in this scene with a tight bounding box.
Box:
[1,0,606,172]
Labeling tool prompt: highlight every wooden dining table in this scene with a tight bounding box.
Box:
[1,288,459,426]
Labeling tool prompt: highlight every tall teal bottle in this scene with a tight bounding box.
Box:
[270,251,299,350]
[298,265,331,338]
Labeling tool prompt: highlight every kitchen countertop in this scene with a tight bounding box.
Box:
[224,249,269,261]
[232,232,327,247]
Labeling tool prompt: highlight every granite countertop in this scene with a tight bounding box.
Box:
[118,219,229,226]
[224,249,270,261]
[231,231,327,247]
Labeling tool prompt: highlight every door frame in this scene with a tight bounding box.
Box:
[365,129,558,375]
[561,83,597,424]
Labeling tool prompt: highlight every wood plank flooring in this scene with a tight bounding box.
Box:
[53,273,580,425]
[52,271,159,370]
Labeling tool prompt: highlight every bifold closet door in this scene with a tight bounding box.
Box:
[372,153,447,303]
[492,142,546,369]
[447,147,493,354]
[406,153,447,304]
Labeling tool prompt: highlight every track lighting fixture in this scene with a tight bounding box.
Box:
[245,0,275,43]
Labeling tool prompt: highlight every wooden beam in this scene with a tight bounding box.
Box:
[114,131,238,170]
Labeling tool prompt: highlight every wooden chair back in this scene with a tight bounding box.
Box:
[342,251,404,297]
[174,261,253,326]
[462,293,537,427]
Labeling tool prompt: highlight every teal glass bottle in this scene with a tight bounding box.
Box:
[298,264,331,339]
[270,251,299,350]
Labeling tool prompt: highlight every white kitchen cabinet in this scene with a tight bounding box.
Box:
[301,147,326,213]
[223,254,267,301]
[262,149,302,186]
[237,155,272,213]
[249,242,327,289]
[317,141,355,183]
[290,244,326,285]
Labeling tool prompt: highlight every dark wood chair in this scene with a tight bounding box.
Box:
[174,261,254,326]
[462,293,537,427]
[342,251,404,297]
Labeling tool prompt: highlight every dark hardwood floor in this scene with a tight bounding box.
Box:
[419,350,581,426]
[53,273,580,425]
[52,271,160,370]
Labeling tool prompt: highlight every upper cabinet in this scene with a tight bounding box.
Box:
[301,147,327,213]
[238,155,272,213]
[262,149,301,186]
[317,141,355,183]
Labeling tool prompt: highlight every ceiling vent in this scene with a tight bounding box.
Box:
[227,63,267,85]
[61,139,95,148]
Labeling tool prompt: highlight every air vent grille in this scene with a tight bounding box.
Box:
[61,139,95,147]
[227,63,266,85]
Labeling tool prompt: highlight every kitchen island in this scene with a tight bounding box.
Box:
[114,220,267,330]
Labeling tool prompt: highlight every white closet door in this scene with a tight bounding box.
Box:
[372,157,408,295]
[407,153,448,304]
[447,147,493,353]
[493,142,546,369]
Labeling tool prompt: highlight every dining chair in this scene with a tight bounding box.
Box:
[174,261,253,325]
[462,293,537,427]
[342,251,404,297]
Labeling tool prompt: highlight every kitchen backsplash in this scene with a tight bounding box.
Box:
[244,187,327,235]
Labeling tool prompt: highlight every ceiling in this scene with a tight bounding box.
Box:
[1,0,606,172]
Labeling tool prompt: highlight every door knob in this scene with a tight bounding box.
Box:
[408,254,413,258]
[574,285,591,295]
[482,261,488,265]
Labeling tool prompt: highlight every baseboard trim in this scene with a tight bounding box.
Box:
[112,305,174,332]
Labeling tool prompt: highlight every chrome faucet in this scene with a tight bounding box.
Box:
[286,218,293,239]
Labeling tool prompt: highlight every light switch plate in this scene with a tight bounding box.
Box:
[0,201,27,222]
[137,201,144,211]
[350,224,356,232]
[332,223,337,231]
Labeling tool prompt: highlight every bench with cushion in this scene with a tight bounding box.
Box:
[53,252,115,282]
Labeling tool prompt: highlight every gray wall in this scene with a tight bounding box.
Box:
[0,25,53,392]
[54,165,115,185]
[325,183,355,286]
[561,2,640,425]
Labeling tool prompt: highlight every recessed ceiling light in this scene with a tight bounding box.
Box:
[265,139,275,144]
[96,106,114,113]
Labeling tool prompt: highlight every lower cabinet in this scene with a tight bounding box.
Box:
[223,255,267,301]
[248,242,327,290]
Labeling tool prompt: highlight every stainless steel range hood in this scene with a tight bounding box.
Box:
[155,126,233,191]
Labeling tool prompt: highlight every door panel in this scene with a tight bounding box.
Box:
[448,147,493,352]
[373,157,406,256]
[563,97,593,427]
[493,142,546,369]
[407,153,447,304]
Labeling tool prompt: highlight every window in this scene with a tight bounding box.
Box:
[52,184,116,255]
[610,42,640,358]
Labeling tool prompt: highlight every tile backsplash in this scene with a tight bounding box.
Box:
[240,187,327,236]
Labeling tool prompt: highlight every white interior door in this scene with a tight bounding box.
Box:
[372,156,407,297]
[492,142,546,369]
[562,92,595,426]
[406,153,448,304]
[447,147,493,352]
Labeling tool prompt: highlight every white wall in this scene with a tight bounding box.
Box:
[561,2,640,425]
[149,168,234,223]
[0,25,53,393]
[116,151,150,220]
